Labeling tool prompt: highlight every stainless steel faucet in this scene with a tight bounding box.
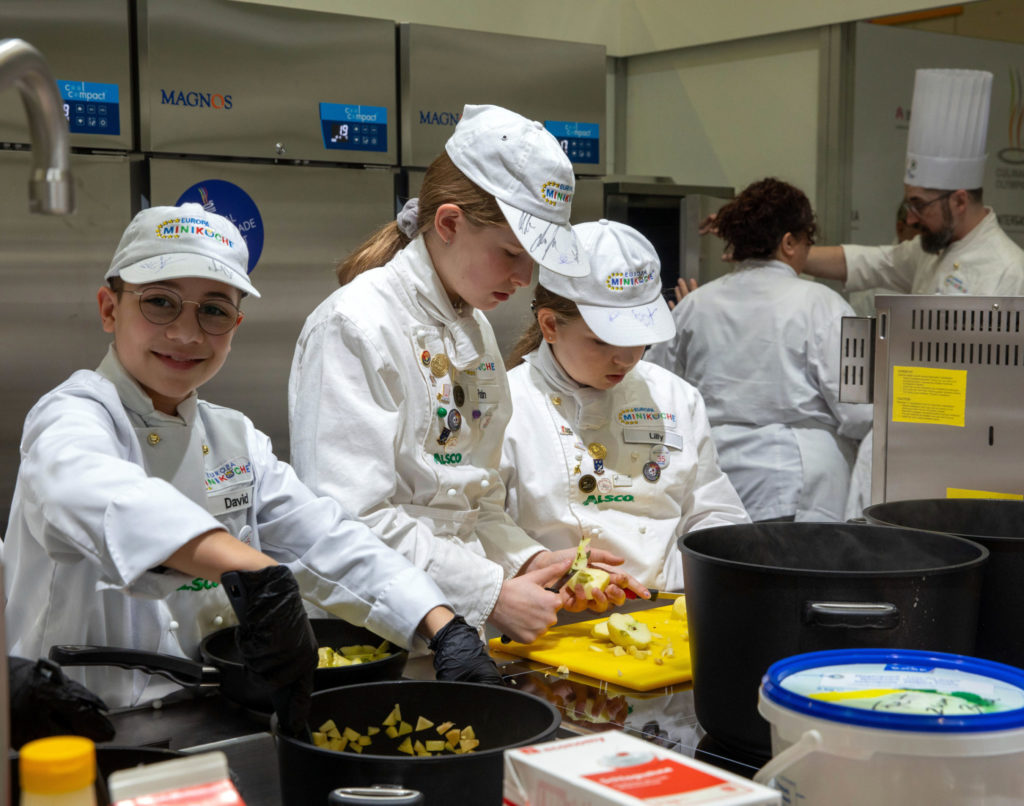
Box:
[0,38,74,214]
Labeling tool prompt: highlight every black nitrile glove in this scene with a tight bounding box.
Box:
[429,615,505,686]
[222,566,317,736]
[9,657,116,749]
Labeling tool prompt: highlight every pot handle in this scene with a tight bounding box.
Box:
[752,728,823,788]
[48,645,221,688]
[328,787,424,805]
[804,601,900,629]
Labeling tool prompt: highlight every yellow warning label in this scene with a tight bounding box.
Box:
[891,366,966,426]
[947,488,1024,501]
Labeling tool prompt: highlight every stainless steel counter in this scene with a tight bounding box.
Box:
[101,649,760,806]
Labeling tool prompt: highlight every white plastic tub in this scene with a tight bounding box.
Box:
[753,649,1024,805]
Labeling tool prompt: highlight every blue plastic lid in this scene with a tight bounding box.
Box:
[761,649,1024,733]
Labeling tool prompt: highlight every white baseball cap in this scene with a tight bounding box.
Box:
[539,220,674,347]
[445,104,589,278]
[105,203,260,298]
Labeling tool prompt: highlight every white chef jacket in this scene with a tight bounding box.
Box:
[4,347,449,708]
[646,260,873,522]
[500,344,749,590]
[289,236,543,629]
[844,209,1024,296]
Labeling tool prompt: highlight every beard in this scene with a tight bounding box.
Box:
[918,201,956,254]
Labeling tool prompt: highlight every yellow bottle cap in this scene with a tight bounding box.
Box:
[20,736,96,794]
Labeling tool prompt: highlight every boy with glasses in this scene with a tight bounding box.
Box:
[3,203,501,733]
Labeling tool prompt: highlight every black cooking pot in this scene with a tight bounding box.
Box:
[275,680,560,805]
[865,498,1024,669]
[50,618,407,714]
[10,746,182,806]
[680,521,988,758]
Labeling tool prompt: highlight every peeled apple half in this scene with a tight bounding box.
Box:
[565,535,610,599]
[606,612,652,650]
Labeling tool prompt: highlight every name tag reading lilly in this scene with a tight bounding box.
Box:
[622,426,683,451]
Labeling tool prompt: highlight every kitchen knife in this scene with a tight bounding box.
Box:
[499,546,592,644]
[625,589,684,602]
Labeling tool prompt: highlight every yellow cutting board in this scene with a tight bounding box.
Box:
[489,605,692,692]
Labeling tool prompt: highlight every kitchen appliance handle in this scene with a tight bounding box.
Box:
[804,601,901,629]
[48,645,221,687]
[328,786,424,804]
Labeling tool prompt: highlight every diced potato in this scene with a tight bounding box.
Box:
[460,738,480,752]
[319,719,339,734]
[397,737,414,755]
[461,726,476,741]
[436,721,454,735]
[385,726,399,739]
[415,716,434,731]
[425,740,445,752]
[382,704,401,727]
[358,735,372,746]
[312,732,328,748]
[397,721,413,736]
[317,647,335,668]
[342,726,361,743]
[413,740,427,755]
[367,726,380,736]
[350,743,363,754]
[445,728,462,745]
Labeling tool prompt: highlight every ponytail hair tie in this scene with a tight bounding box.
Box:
[396,197,420,239]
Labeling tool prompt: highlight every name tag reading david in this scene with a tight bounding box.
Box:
[207,485,254,516]
[622,426,683,451]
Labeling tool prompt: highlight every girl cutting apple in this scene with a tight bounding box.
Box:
[502,220,750,593]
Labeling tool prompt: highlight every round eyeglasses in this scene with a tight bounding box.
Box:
[900,191,953,218]
[126,287,243,335]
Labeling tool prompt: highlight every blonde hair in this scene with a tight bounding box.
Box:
[336,152,506,286]
[506,285,582,369]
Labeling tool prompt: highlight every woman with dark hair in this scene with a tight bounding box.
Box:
[502,221,748,591]
[289,105,642,647]
[646,178,871,522]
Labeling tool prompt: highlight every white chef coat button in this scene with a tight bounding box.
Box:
[213,615,224,626]
[168,620,179,631]
[447,488,457,496]
[480,479,490,489]
[639,526,647,534]
[575,453,583,461]
[147,433,160,446]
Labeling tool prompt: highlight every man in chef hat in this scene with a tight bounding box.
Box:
[802,68,1024,297]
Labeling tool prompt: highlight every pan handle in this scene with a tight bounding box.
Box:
[48,645,221,688]
[803,601,901,630]
[328,786,424,805]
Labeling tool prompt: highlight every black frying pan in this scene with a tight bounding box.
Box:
[49,619,408,714]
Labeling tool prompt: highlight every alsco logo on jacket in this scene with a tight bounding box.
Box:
[205,457,253,492]
[583,494,635,505]
[160,89,233,109]
[618,407,677,426]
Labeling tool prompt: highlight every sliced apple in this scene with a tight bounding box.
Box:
[606,612,652,650]
[590,620,610,640]
[672,597,687,620]
[567,567,611,599]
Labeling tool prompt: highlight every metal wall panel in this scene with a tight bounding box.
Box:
[0,152,135,527]
[400,23,606,174]
[0,0,133,151]
[138,0,397,164]
[872,294,1024,502]
[149,158,396,461]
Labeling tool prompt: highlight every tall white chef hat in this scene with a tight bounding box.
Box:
[445,104,589,277]
[905,68,993,190]
[539,220,674,347]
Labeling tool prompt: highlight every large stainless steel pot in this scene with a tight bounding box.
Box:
[865,498,1024,669]
[274,680,560,805]
[680,521,988,758]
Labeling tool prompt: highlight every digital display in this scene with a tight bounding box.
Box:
[319,102,388,152]
[545,120,600,164]
[58,80,120,136]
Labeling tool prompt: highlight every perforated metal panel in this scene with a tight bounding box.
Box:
[839,316,875,404]
[871,294,1024,503]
